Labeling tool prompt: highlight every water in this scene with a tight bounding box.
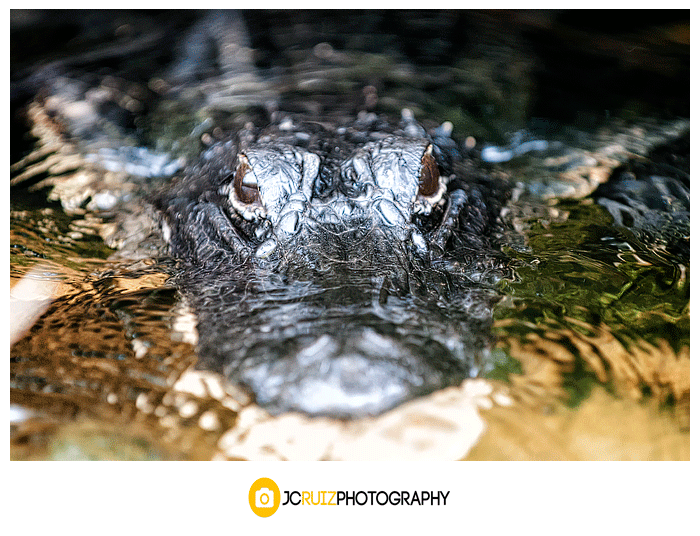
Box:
[10,11,689,460]
[10,128,689,460]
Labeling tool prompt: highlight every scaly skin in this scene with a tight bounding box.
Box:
[155,114,512,417]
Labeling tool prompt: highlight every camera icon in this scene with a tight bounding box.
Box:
[255,487,274,508]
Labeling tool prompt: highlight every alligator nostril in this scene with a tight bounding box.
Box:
[296,334,339,365]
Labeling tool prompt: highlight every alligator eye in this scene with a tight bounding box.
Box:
[418,145,440,197]
[233,155,262,205]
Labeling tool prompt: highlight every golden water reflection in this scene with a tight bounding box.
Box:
[467,385,689,461]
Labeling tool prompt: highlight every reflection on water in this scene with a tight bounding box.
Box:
[10,11,689,459]
[482,185,690,459]
[494,199,689,419]
[10,145,689,459]
[10,262,243,460]
[466,385,689,461]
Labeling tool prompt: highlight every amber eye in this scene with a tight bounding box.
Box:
[418,145,440,197]
[233,156,261,205]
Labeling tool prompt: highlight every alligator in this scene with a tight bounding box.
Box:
[154,113,511,417]
[11,11,690,453]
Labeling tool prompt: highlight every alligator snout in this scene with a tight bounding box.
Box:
[238,329,453,417]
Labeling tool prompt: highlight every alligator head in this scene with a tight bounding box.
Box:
[157,114,510,418]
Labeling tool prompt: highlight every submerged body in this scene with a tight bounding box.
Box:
[157,113,511,417]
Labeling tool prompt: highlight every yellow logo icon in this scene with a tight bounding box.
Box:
[249,478,281,517]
